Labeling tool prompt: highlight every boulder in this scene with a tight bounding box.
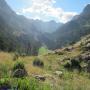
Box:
[12,69,28,78]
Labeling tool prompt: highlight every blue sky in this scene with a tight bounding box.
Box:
[6,0,90,23]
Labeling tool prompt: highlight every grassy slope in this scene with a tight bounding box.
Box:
[0,45,90,90]
[0,36,90,89]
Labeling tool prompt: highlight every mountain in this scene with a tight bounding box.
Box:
[1,0,90,54]
[0,0,57,54]
[32,20,62,33]
[53,4,90,49]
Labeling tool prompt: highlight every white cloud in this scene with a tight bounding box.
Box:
[19,0,77,23]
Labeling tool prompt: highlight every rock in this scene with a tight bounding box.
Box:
[87,61,90,73]
[64,47,73,52]
[12,69,28,78]
[54,71,63,77]
[81,53,90,62]
[84,43,90,51]
[54,50,64,55]
[34,75,46,81]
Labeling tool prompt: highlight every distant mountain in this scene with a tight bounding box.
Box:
[32,20,62,33]
[53,4,90,49]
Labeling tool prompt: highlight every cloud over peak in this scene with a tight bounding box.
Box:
[19,0,77,23]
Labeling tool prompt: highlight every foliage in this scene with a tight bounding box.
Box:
[12,61,28,78]
[38,46,49,55]
[33,58,44,68]
[64,59,82,71]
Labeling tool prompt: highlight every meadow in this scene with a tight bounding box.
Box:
[0,42,90,90]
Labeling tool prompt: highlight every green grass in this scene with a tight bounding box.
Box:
[0,78,52,90]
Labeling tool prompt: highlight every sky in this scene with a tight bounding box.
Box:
[6,0,90,23]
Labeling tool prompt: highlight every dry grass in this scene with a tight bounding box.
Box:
[0,50,90,90]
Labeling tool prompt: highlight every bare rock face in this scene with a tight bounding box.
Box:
[0,0,15,15]
[82,4,90,15]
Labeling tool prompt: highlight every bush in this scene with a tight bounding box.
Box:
[64,62,71,70]
[64,58,82,71]
[33,58,44,68]
[12,62,24,71]
[12,62,28,78]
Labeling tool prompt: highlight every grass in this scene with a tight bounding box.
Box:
[0,78,51,90]
[0,45,90,90]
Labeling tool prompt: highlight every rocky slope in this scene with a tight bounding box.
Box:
[53,4,90,49]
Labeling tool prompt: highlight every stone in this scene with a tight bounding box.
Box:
[54,71,63,77]
[34,75,46,81]
[12,69,28,78]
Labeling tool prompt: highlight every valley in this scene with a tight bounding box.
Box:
[0,0,90,90]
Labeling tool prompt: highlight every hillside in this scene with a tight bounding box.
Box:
[53,4,90,49]
[0,34,90,89]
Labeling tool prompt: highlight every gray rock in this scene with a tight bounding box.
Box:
[34,75,46,81]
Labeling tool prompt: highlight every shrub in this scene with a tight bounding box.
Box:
[64,62,71,70]
[64,58,82,71]
[33,58,44,68]
[12,62,24,71]
[13,53,19,61]
[12,62,28,78]
[71,59,81,71]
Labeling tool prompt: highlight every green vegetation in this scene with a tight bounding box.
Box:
[33,58,44,68]
[0,78,51,90]
[0,35,90,90]
[38,46,49,55]
[12,61,28,78]
[0,1,90,90]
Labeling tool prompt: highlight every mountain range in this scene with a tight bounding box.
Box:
[0,0,90,55]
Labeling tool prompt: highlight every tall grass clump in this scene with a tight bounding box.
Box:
[11,61,28,78]
[0,64,10,78]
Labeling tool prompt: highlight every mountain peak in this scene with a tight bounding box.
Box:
[83,4,90,15]
[0,0,7,7]
[0,0,15,15]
